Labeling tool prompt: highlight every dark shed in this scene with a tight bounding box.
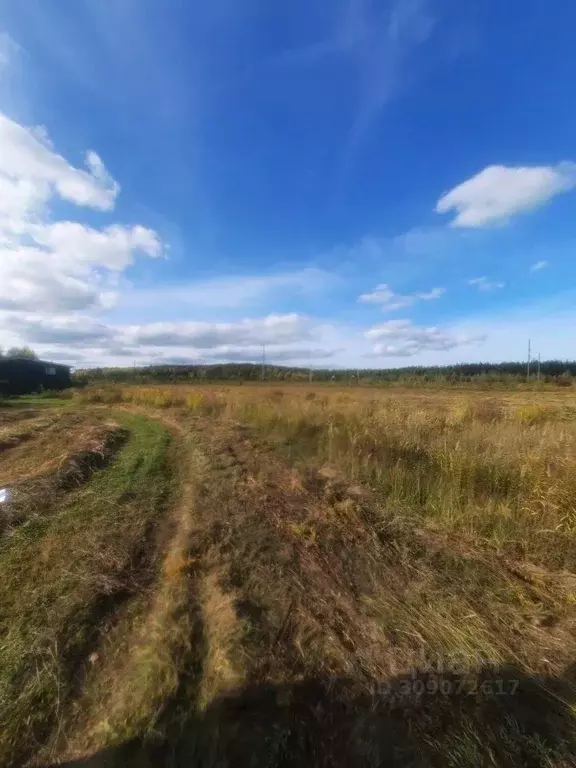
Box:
[0,358,72,396]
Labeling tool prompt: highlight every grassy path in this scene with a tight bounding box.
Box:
[51,410,209,763]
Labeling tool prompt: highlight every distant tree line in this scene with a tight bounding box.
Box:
[0,347,38,360]
[74,359,576,387]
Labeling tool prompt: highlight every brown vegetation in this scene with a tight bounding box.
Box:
[1,386,575,767]
[0,410,128,536]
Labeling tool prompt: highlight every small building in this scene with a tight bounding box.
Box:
[0,358,72,396]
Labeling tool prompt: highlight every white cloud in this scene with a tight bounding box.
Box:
[0,113,119,214]
[530,260,549,272]
[0,112,335,367]
[29,221,162,271]
[468,276,505,292]
[0,174,46,226]
[0,311,333,368]
[358,284,396,305]
[4,313,114,344]
[0,249,111,312]
[416,287,444,300]
[358,283,445,311]
[122,313,312,349]
[436,163,576,227]
[1,312,313,350]
[0,111,163,314]
[0,223,162,313]
[365,318,483,357]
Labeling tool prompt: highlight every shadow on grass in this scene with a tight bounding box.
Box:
[49,664,576,768]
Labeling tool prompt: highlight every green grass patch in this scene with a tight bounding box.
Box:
[0,393,74,409]
[0,412,171,767]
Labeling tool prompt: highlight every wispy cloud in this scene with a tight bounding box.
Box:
[0,32,23,113]
[358,282,445,311]
[122,267,335,311]
[0,33,14,72]
[0,32,20,75]
[393,226,462,256]
[265,0,436,168]
[343,0,435,161]
[530,260,549,272]
[468,276,505,292]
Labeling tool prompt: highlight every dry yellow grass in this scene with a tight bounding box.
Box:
[2,388,576,767]
[198,571,246,709]
[78,383,576,568]
[0,411,122,486]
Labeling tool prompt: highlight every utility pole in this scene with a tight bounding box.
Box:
[261,344,266,381]
[537,352,541,382]
[527,339,531,381]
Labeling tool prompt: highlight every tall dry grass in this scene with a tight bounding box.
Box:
[78,384,576,567]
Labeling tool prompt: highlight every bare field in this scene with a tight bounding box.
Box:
[0,386,575,767]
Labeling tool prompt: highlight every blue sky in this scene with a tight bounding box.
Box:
[0,0,575,367]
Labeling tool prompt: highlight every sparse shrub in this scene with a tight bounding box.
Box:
[470,399,505,423]
[288,522,317,545]
[448,399,504,425]
[78,386,124,404]
[556,372,573,387]
[514,404,555,425]
[186,392,206,411]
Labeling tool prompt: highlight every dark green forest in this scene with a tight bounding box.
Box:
[74,359,576,387]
